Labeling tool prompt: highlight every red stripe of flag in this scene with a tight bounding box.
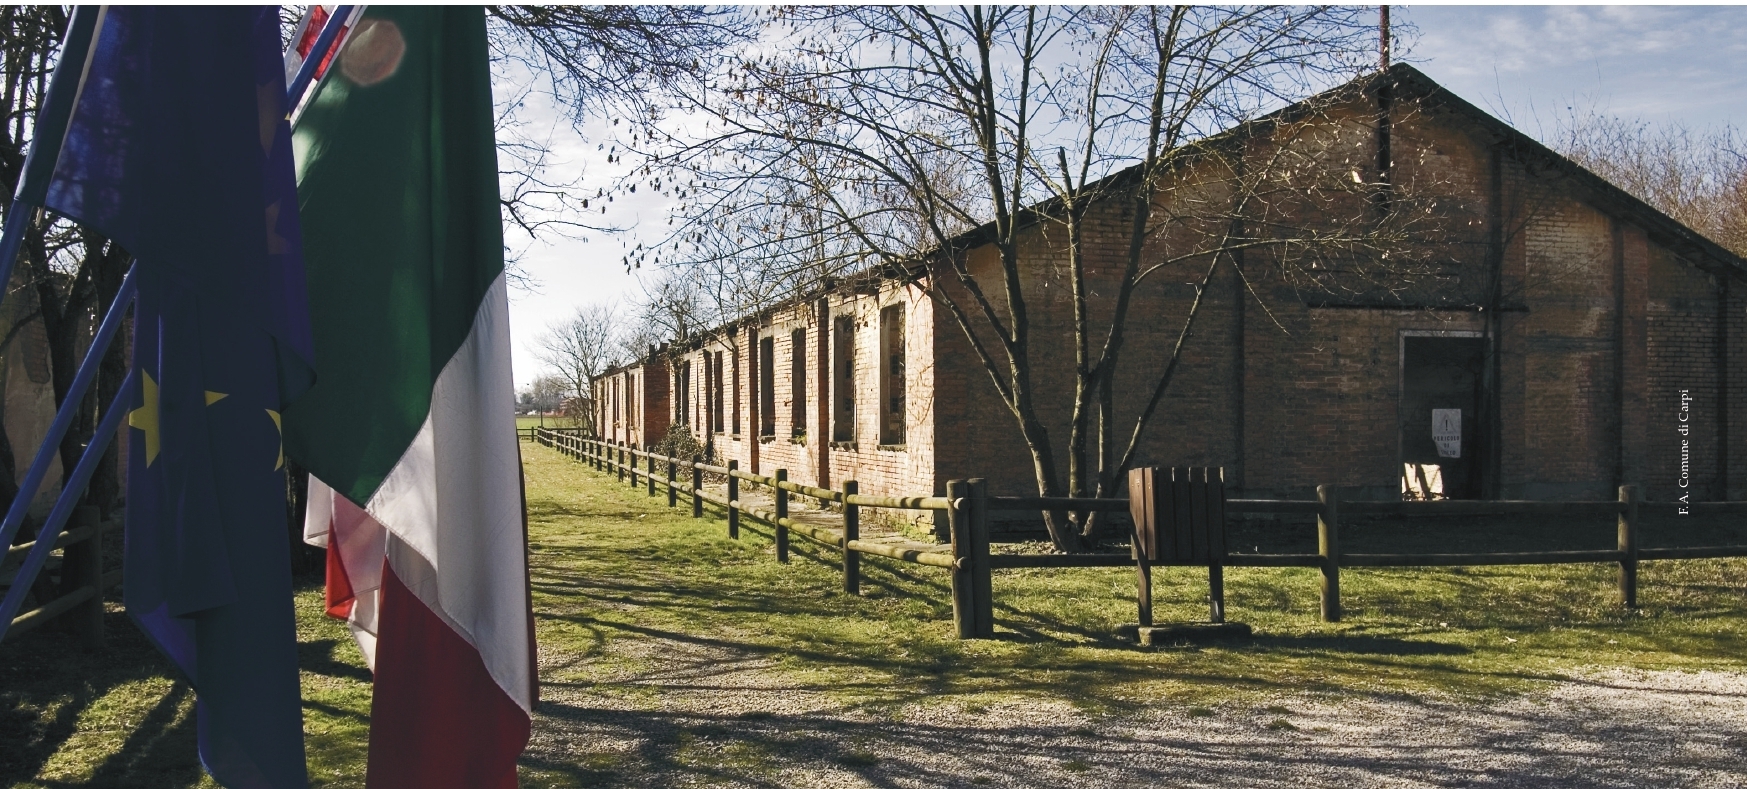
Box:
[366,564,530,789]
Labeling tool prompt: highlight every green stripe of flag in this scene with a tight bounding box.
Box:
[286,6,503,506]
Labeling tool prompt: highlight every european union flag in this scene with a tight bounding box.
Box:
[24,7,315,788]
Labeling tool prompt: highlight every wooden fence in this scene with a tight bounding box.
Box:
[2,506,118,645]
[535,428,1747,638]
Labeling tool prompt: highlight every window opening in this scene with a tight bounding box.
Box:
[759,336,776,436]
[790,328,807,437]
[879,305,905,444]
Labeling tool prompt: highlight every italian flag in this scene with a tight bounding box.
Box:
[285,7,534,788]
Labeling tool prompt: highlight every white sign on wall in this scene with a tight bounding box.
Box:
[1432,409,1462,458]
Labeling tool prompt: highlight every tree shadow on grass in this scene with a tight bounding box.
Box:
[1241,633,1470,657]
[79,682,204,789]
[0,606,204,788]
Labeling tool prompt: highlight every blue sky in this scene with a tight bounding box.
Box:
[1405,5,1747,130]
[507,5,1747,388]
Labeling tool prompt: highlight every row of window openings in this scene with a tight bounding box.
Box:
[670,306,906,444]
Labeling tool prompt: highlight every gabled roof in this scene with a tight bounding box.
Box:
[596,63,1747,381]
[924,62,1746,279]
[1381,63,1746,279]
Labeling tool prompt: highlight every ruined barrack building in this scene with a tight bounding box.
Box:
[594,64,1746,511]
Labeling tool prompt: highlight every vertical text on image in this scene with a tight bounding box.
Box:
[1677,388,1691,514]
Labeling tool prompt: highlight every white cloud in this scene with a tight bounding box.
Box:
[1405,6,1747,131]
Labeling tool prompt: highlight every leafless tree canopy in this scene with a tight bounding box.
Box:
[1555,113,1747,258]
[487,6,749,127]
[481,6,750,266]
[535,301,620,432]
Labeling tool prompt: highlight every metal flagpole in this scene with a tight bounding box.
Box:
[0,369,136,632]
[286,6,357,116]
[0,8,102,310]
[0,267,136,551]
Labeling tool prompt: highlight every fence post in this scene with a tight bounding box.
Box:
[691,455,703,518]
[967,478,993,638]
[946,480,974,638]
[774,469,789,563]
[617,442,625,482]
[629,445,638,487]
[1317,484,1341,623]
[666,455,677,507]
[727,460,740,539]
[646,446,656,497]
[67,505,103,648]
[1619,484,1639,608]
[842,480,860,596]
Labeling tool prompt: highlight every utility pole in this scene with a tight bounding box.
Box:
[1380,6,1390,71]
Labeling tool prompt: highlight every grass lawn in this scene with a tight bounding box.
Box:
[1,575,372,787]
[6,440,1746,787]
[522,444,1747,716]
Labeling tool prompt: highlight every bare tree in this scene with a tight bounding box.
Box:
[484,6,754,272]
[1555,113,1747,257]
[525,375,568,419]
[638,6,1441,550]
[487,7,750,125]
[535,301,618,433]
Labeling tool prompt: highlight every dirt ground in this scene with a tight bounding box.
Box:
[529,638,1747,788]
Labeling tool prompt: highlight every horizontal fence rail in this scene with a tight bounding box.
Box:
[534,429,1747,636]
[2,507,120,644]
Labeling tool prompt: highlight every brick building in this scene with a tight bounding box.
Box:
[594,64,1746,509]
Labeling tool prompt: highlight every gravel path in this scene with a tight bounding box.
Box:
[526,640,1747,788]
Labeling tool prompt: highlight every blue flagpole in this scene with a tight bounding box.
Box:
[0,209,34,307]
[286,6,355,112]
[0,266,136,551]
[0,8,102,311]
[0,368,136,635]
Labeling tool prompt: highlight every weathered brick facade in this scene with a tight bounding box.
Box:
[594,65,1746,509]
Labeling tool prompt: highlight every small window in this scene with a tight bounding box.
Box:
[790,328,807,437]
[833,316,855,442]
[759,336,776,436]
[675,360,691,427]
[879,305,905,445]
[711,351,725,433]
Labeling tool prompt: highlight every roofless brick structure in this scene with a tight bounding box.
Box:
[594,64,1746,518]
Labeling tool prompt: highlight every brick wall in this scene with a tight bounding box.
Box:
[1646,245,1724,501]
[590,81,1747,508]
[1727,279,1747,499]
[629,281,940,505]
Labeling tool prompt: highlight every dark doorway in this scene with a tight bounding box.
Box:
[1400,334,1485,499]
